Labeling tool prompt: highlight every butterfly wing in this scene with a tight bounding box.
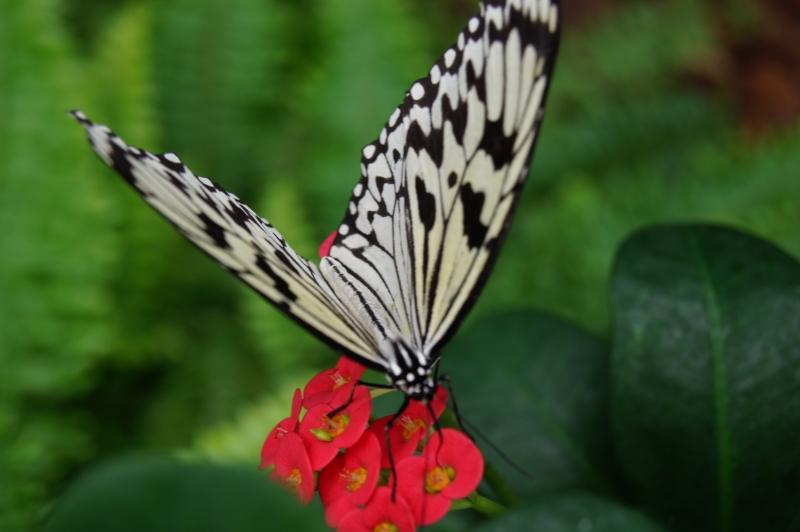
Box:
[71,111,384,369]
[327,0,560,355]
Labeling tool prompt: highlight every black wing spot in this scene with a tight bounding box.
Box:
[256,255,297,302]
[459,183,488,248]
[275,249,299,275]
[166,172,189,194]
[229,203,251,228]
[441,93,466,146]
[393,149,401,162]
[478,118,516,170]
[199,213,229,249]
[406,122,427,153]
[447,172,458,188]
[466,61,486,103]
[157,154,185,173]
[415,176,436,232]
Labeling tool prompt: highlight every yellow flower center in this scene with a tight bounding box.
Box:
[425,466,454,494]
[282,468,302,495]
[330,370,350,390]
[309,412,351,441]
[326,413,350,437]
[400,414,426,441]
[373,523,398,532]
[342,466,368,492]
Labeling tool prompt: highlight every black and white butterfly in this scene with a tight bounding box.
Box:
[73,0,560,404]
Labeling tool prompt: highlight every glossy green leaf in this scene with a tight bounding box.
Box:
[42,456,328,532]
[468,492,668,532]
[611,225,800,532]
[441,311,621,503]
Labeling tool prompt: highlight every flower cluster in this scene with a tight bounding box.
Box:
[260,356,485,531]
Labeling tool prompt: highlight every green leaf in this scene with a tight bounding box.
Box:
[42,456,328,532]
[611,225,800,532]
[468,492,669,532]
[441,311,621,504]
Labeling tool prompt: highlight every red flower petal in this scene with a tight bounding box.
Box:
[268,432,315,505]
[411,385,449,421]
[335,508,370,532]
[303,356,366,409]
[392,456,452,525]
[337,487,416,532]
[291,388,303,420]
[324,493,359,528]
[319,430,381,508]
[260,416,297,469]
[364,488,417,532]
[299,386,372,470]
[368,415,421,469]
[425,429,484,500]
[319,231,337,258]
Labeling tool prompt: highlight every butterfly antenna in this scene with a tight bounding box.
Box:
[439,374,535,481]
[386,396,410,502]
[437,374,473,440]
[460,416,534,481]
[426,402,445,466]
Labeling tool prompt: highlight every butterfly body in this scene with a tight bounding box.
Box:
[72,0,560,404]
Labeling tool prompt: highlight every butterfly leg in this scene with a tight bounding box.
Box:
[357,381,394,389]
[326,385,356,417]
[329,381,395,417]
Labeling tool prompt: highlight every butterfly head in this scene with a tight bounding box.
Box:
[394,373,437,403]
[383,339,437,403]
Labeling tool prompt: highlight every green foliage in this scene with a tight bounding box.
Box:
[0,1,115,528]
[2,0,800,529]
[469,493,670,532]
[41,456,329,532]
[442,229,800,532]
[441,311,620,503]
[612,226,800,531]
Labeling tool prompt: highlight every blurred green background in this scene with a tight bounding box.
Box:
[2,0,800,529]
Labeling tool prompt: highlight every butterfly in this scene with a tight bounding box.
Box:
[72,0,560,405]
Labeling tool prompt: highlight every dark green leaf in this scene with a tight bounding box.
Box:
[441,311,621,503]
[611,225,800,532]
[41,456,328,532]
[468,492,668,532]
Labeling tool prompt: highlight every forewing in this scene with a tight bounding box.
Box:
[329,0,560,354]
[72,111,382,368]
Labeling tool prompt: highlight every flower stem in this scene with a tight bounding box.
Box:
[482,460,522,507]
[468,492,506,517]
[449,499,473,511]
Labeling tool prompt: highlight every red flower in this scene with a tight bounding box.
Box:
[299,386,372,470]
[337,487,416,532]
[369,385,449,469]
[318,431,382,527]
[319,231,337,258]
[303,356,366,410]
[260,388,303,469]
[267,431,315,505]
[393,429,484,525]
